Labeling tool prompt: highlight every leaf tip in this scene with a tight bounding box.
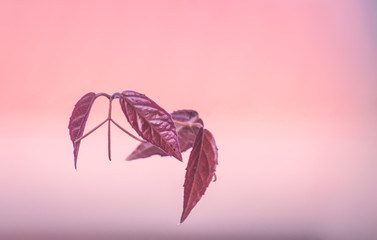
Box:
[169,143,183,161]
[180,211,190,224]
[176,154,183,162]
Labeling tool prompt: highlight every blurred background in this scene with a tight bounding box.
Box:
[0,1,376,239]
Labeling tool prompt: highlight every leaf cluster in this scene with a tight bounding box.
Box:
[68,90,218,223]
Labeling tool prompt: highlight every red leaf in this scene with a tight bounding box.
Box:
[172,110,204,152]
[68,92,97,169]
[126,141,168,160]
[181,128,218,223]
[126,110,203,160]
[176,119,203,153]
[171,110,200,123]
[119,90,182,161]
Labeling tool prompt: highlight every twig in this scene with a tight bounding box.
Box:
[110,119,146,143]
[74,119,108,143]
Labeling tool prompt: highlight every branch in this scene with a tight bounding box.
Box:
[95,92,112,99]
[74,119,108,143]
[107,98,114,161]
[110,119,146,143]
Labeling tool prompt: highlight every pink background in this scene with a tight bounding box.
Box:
[0,1,376,239]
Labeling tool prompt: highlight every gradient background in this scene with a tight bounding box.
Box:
[0,1,376,239]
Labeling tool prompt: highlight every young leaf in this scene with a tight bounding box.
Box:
[68,92,97,169]
[171,109,200,123]
[126,110,203,160]
[126,141,168,160]
[172,110,204,153]
[176,118,203,152]
[181,128,218,223]
[119,90,182,161]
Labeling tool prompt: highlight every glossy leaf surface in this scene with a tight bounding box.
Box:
[126,110,203,160]
[119,90,182,161]
[68,92,97,169]
[181,128,218,223]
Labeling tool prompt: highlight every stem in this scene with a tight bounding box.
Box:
[74,119,108,143]
[173,120,202,136]
[107,98,113,161]
[111,92,121,99]
[110,119,146,143]
[191,126,198,136]
[95,92,112,99]
[108,120,111,160]
[75,92,146,161]
[173,120,203,129]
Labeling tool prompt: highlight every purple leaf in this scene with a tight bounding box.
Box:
[119,90,182,161]
[171,110,200,123]
[176,120,203,153]
[126,110,203,160]
[126,142,168,160]
[68,92,97,169]
[181,128,218,223]
[172,110,204,152]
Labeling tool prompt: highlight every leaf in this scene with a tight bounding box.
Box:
[126,110,203,160]
[68,92,97,169]
[126,141,168,160]
[119,90,182,161]
[176,119,203,153]
[171,109,200,123]
[181,128,218,223]
[172,110,204,152]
